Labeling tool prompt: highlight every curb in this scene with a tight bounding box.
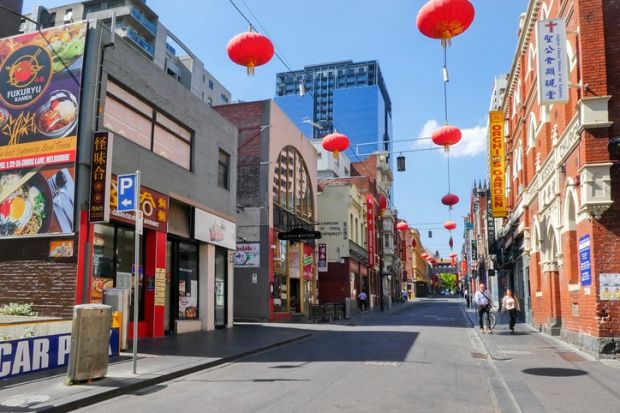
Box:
[39,333,312,413]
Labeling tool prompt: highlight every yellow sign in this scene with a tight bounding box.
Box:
[154,268,166,306]
[489,111,507,218]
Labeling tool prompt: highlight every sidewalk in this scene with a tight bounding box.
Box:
[0,324,312,412]
[461,302,620,412]
[0,302,412,413]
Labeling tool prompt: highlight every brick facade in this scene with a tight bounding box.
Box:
[498,0,620,357]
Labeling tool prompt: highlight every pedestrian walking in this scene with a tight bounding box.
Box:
[401,289,408,303]
[474,283,493,333]
[501,289,520,334]
[358,291,368,313]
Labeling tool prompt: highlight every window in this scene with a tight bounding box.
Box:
[220,93,229,103]
[218,149,230,189]
[527,114,537,149]
[208,97,213,106]
[104,80,193,170]
[208,80,214,90]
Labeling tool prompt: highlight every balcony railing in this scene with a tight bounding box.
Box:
[126,27,155,56]
[130,6,157,35]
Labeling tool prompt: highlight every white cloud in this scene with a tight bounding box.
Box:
[412,119,487,158]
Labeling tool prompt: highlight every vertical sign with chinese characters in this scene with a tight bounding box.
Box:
[486,194,496,254]
[489,111,507,217]
[537,18,569,104]
[318,243,327,272]
[366,195,376,267]
[89,132,113,223]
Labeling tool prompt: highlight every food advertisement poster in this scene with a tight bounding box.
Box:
[0,22,87,238]
[303,244,314,280]
[234,243,260,267]
[599,273,620,301]
[49,239,73,257]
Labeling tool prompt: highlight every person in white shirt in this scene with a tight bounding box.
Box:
[474,283,493,332]
[358,291,368,313]
[501,289,521,334]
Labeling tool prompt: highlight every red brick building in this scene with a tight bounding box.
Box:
[496,0,619,357]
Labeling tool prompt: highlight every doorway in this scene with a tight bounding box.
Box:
[290,278,300,313]
[165,239,199,334]
[214,247,228,328]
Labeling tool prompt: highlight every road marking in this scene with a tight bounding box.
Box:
[364,361,402,367]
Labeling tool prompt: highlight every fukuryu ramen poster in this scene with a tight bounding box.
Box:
[0,22,86,237]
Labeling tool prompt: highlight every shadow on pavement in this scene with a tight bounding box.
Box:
[522,367,588,377]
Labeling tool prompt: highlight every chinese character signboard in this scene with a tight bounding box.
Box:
[488,111,507,218]
[318,243,327,272]
[366,196,376,266]
[89,131,112,223]
[110,175,169,232]
[0,22,87,237]
[537,18,569,104]
[579,235,591,286]
[486,195,496,254]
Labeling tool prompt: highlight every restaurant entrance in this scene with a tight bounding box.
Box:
[166,238,199,334]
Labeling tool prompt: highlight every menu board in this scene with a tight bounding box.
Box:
[154,268,166,306]
[0,22,87,238]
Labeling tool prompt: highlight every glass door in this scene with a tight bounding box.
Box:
[214,247,227,328]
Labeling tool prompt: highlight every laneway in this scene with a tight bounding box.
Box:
[75,299,620,413]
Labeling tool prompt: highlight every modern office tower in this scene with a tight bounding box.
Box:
[275,60,392,162]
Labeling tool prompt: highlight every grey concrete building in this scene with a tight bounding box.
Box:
[0,17,237,337]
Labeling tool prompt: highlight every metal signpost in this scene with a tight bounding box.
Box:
[117,172,142,374]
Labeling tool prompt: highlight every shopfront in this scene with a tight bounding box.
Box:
[90,176,169,338]
[194,207,235,330]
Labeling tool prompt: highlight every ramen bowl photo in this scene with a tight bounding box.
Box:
[35,90,78,138]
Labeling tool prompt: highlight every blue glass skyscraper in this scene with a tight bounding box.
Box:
[275,60,392,162]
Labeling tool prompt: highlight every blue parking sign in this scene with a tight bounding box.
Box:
[117,174,137,212]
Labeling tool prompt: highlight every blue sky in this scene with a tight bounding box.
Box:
[23,0,529,257]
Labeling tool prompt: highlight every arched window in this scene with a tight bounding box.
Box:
[528,113,537,149]
[541,3,549,20]
[563,187,579,284]
[271,146,315,220]
[566,40,577,71]
[527,44,536,76]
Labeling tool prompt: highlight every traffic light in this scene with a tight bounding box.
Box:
[428,230,432,238]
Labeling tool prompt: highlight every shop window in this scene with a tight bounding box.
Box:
[218,149,230,189]
[92,224,145,320]
[177,243,199,319]
[154,126,191,169]
[273,273,288,313]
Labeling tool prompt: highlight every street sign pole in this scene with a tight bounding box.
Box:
[132,170,141,374]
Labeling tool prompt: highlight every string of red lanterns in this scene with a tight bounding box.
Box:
[417,0,475,254]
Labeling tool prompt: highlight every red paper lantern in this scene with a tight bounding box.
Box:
[397,221,409,231]
[411,239,417,248]
[226,29,274,75]
[379,194,388,211]
[432,125,462,149]
[416,0,475,46]
[444,220,457,230]
[322,132,350,158]
[449,252,458,259]
[421,252,429,259]
[449,236,454,249]
[441,193,459,207]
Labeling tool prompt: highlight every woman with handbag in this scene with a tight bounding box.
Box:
[501,289,520,334]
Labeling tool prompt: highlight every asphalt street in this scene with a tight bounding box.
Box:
[74,298,620,413]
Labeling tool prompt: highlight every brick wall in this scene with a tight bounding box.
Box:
[0,237,77,318]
